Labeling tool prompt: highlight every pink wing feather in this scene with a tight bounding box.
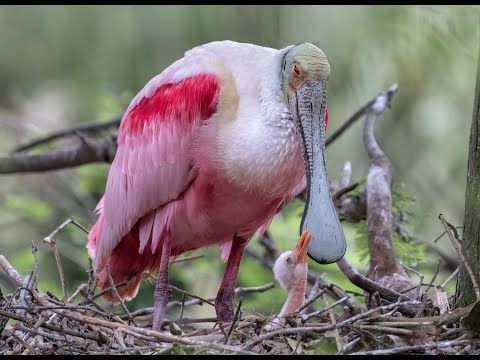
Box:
[91,71,220,271]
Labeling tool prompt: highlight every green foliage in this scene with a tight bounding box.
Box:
[312,337,338,355]
[160,343,196,355]
[352,181,426,267]
[74,164,108,197]
[4,194,52,222]
[96,89,133,121]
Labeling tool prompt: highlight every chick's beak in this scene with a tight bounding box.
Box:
[293,230,313,264]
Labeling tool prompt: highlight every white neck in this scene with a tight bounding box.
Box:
[217,50,305,197]
[278,276,307,317]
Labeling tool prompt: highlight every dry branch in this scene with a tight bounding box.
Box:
[13,117,121,153]
[0,135,117,174]
[361,84,415,299]
[439,214,480,301]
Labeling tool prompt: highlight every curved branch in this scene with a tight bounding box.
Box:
[363,84,399,161]
[12,117,121,153]
[0,136,117,174]
[325,98,376,148]
[364,84,399,274]
[362,84,415,297]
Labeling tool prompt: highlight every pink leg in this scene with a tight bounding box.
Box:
[152,236,171,331]
[215,236,248,326]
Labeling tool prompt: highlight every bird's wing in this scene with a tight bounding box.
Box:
[94,53,222,270]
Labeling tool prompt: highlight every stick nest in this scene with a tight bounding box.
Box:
[1,253,478,355]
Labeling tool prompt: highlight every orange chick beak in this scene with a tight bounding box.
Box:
[293,230,313,264]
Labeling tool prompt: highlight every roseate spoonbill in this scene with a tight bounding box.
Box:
[87,40,346,331]
[274,230,312,316]
[266,230,313,330]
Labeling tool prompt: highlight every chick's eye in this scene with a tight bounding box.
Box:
[286,257,292,264]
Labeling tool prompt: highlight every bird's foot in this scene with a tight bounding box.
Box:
[152,280,171,331]
[215,288,235,333]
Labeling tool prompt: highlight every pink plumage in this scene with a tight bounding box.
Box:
[87,41,336,330]
[88,72,222,299]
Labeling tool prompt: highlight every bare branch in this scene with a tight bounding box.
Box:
[0,136,117,174]
[336,258,418,317]
[439,214,480,300]
[242,300,421,350]
[105,265,138,327]
[13,117,121,153]
[325,99,376,148]
[361,84,415,297]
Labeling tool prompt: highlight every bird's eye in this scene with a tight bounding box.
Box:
[286,257,292,264]
[293,64,301,76]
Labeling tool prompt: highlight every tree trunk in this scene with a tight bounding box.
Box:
[456,42,480,308]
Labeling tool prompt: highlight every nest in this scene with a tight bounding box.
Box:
[1,249,478,356]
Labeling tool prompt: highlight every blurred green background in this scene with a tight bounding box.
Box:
[0,5,478,323]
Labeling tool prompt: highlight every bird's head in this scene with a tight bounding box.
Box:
[273,230,312,291]
[281,43,346,265]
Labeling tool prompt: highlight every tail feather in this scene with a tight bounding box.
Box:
[88,200,163,303]
[97,271,143,304]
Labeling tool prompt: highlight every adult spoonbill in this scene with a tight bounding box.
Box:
[87,40,346,331]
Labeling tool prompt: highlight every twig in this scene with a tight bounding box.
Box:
[350,323,414,336]
[341,336,361,354]
[325,98,376,148]
[242,300,421,350]
[30,241,39,290]
[349,339,470,355]
[13,117,121,153]
[370,303,474,326]
[295,288,328,314]
[169,284,216,308]
[323,294,342,353]
[170,255,204,264]
[439,214,480,300]
[336,258,417,316]
[105,265,137,327]
[301,296,349,321]
[9,330,37,355]
[0,256,24,286]
[432,226,462,244]
[91,273,137,300]
[43,221,71,303]
[233,282,275,294]
[440,267,460,290]
[83,258,98,304]
[122,282,275,320]
[177,293,186,328]
[5,284,256,355]
[412,236,458,272]
[225,298,242,345]
[0,135,117,174]
[399,261,424,297]
[333,183,359,201]
[424,260,442,294]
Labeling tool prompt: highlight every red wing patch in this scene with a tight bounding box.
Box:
[119,73,220,141]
